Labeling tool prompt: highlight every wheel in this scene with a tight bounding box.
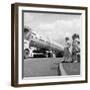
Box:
[24,49,29,59]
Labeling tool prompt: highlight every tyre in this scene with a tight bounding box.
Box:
[24,49,29,59]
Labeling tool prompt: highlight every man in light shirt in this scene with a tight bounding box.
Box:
[62,37,72,63]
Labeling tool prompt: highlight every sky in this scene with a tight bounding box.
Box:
[24,12,81,45]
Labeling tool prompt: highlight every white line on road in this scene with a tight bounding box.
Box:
[59,63,67,75]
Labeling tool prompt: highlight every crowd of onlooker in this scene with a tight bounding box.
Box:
[62,33,80,63]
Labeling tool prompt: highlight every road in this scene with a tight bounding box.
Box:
[23,58,80,77]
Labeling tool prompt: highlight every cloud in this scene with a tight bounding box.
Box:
[24,12,81,45]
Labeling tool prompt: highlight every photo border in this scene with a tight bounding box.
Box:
[11,3,88,87]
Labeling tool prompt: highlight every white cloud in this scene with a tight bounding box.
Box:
[24,12,81,45]
[36,19,80,42]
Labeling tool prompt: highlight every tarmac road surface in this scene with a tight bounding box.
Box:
[23,58,80,77]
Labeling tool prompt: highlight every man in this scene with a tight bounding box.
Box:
[72,34,80,63]
[62,37,72,63]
